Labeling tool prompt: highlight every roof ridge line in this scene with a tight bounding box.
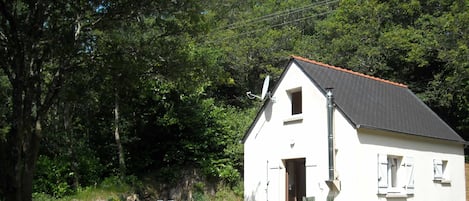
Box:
[291,55,408,88]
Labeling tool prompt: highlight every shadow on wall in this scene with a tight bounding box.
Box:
[378,197,407,201]
[245,181,261,201]
[264,101,273,122]
[357,129,461,155]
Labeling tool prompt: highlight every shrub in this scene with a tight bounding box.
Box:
[33,155,75,197]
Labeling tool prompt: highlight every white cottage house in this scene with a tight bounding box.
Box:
[243,56,466,201]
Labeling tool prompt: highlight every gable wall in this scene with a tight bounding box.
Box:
[244,62,357,201]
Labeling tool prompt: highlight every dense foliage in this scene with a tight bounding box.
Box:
[309,0,469,136]
[0,0,468,200]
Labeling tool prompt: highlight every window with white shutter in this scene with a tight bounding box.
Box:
[433,159,450,184]
[377,154,414,197]
[378,154,388,194]
[433,159,443,180]
[404,157,415,194]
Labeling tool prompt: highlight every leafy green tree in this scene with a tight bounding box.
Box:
[0,1,97,199]
[418,0,469,138]
[0,0,208,199]
[201,0,338,107]
[309,0,469,138]
[34,68,106,196]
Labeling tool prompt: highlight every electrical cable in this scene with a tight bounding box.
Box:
[206,9,336,44]
[212,0,339,32]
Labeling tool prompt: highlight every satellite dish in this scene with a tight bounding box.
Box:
[261,75,270,100]
[246,75,271,101]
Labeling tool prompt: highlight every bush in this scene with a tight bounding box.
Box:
[33,155,75,197]
[33,147,104,197]
[33,175,140,201]
[32,192,57,201]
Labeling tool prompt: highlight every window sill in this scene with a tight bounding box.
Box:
[385,193,408,198]
[283,114,303,124]
[434,179,451,184]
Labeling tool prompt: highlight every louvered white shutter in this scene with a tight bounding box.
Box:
[404,157,415,194]
[378,154,388,194]
[433,159,443,180]
[443,163,450,181]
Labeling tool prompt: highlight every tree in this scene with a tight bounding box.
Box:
[0,1,92,199]
[0,0,208,199]
[309,0,469,138]
[201,0,337,106]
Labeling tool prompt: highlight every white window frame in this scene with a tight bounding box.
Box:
[433,159,451,184]
[284,87,303,123]
[289,88,302,115]
[387,156,402,192]
[378,154,414,196]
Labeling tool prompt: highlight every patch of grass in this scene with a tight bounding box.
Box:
[33,175,243,201]
[65,187,123,201]
[190,182,243,201]
[33,176,138,201]
[212,183,243,201]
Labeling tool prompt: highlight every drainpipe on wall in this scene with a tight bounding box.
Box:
[325,88,341,197]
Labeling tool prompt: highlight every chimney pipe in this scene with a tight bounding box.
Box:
[326,88,334,181]
[325,88,340,200]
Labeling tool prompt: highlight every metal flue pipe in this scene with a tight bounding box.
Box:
[326,88,335,181]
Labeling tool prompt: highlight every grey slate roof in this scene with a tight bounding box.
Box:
[292,56,465,143]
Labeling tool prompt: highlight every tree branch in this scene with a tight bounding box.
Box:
[0,30,6,41]
[0,1,16,85]
[74,14,82,41]
[37,58,74,120]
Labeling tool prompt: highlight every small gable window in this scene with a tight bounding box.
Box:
[284,88,303,124]
[291,90,302,115]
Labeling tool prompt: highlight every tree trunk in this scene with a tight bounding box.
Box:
[0,114,42,201]
[114,92,126,176]
[0,37,48,200]
[63,103,80,189]
[0,1,83,200]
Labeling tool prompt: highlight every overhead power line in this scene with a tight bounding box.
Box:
[205,0,339,44]
[209,9,336,44]
[213,0,339,32]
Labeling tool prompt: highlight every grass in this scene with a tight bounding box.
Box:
[33,176,137,201]
[32,176,243,201]
[33,189,124,201]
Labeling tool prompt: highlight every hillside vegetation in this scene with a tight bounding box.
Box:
[0,0,468,200]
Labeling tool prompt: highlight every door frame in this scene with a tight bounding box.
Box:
[284,158,306,201]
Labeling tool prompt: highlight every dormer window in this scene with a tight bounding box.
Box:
[289,88,302,115]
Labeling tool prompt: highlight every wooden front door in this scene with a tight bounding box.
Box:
[285,158,306,201]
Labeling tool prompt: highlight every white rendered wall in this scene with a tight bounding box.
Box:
[244,62,342,201]
[243,62,466,201]
[335,128,466,201]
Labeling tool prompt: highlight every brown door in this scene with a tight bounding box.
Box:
[285,158,306,201]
